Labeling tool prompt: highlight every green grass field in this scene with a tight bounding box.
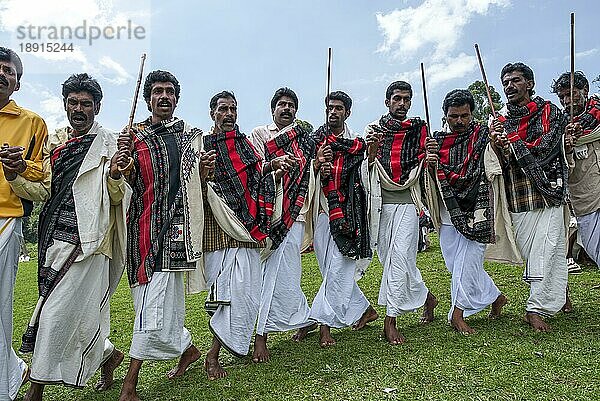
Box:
[12,235,600,400]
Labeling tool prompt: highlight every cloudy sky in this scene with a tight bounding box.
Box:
[0,0,597,134]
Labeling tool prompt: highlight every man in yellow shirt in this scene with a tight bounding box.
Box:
[0,46,48,401]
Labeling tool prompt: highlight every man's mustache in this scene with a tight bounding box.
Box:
[0,76,8,86]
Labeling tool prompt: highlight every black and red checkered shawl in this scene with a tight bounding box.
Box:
[500,96,568,206]
[126,117,199,287]
[372,114,428,185]
[204,125,275,242]
[21,133,95,353]
[434,124,495,243]
[574,95,600,136]
[264,124,315,249]
[313,125,371,259]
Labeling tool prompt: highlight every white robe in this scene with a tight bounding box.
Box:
[27,124,129,386]
[256,221,312,335]
[377,204,429,316]
[30,248,115,386]
[130,271,192,360]
[577,210,600,266]
[0,218,27,401]
[205,248,262,356]
[309,213,370,328]
[511,206,568,316]
[439,224,501,321]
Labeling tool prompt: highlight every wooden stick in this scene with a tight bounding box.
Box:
[119,53,147,172]
[325,47,332,134]
[570,12,575,122]
[420,63,432,138]
[474,43,497,118]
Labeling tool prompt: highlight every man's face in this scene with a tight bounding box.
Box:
[502,71,533,106]
[326,99,349,130]
[556,86,588,117]
[211,96,237,133]
[385,89,411,120]
[445,104,473,134]
[272,95,297,129]
[148,81,177,121]
[0,59,20,101]
[65,91,99,134]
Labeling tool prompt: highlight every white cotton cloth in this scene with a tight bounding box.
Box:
[29,245,114,386]
[0,218,27,401]
[205,248,262,357]
[511,206,568,316]
[256,221,312,335]
[309,213,370,328]
[577,210,600,266]
[439,224,501,321]
[376,204,429,317]
[130,271,192,360]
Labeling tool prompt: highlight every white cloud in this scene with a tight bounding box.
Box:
[0,0,149,85]
[374,54,477,90]
[375,0,509,88]
[376,0,509,61]
[98,56,133,85]
[575,48,598,59]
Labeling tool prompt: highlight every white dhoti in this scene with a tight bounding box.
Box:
[29,241,115,387]
[309,213,370,328]
[130,271,191,360]
[577,210,600,266]
[439,224,501,321]
[376,204,429,317]
[257,221,312,335]
[511,206,568,316]
[205,248,261,357]
[0,218,27,401]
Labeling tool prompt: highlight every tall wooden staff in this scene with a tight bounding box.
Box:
[420,63,432,138]
[325,47,332,135]
[570,12,575,122]
[119,53,147,173]
[474,44,497,118]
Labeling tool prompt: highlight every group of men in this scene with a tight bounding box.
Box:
[1,43,599,400]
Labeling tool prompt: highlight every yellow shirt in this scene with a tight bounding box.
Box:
[0,100,48,217]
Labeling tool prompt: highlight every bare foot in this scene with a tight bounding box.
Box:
[352,305,379,330]
[118,386,141,401]
[450,307,475,335]
[252,334,270,363]
[205,354,227,380]
[383,316,405,345]
[524,312,551,332]
[489,294,508,319]
[319,325,336,348]
[420,292,438,324]
[167,345,201,379]
[23,382,43,401]
[292,323,318,342]
[95,348,124,391]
